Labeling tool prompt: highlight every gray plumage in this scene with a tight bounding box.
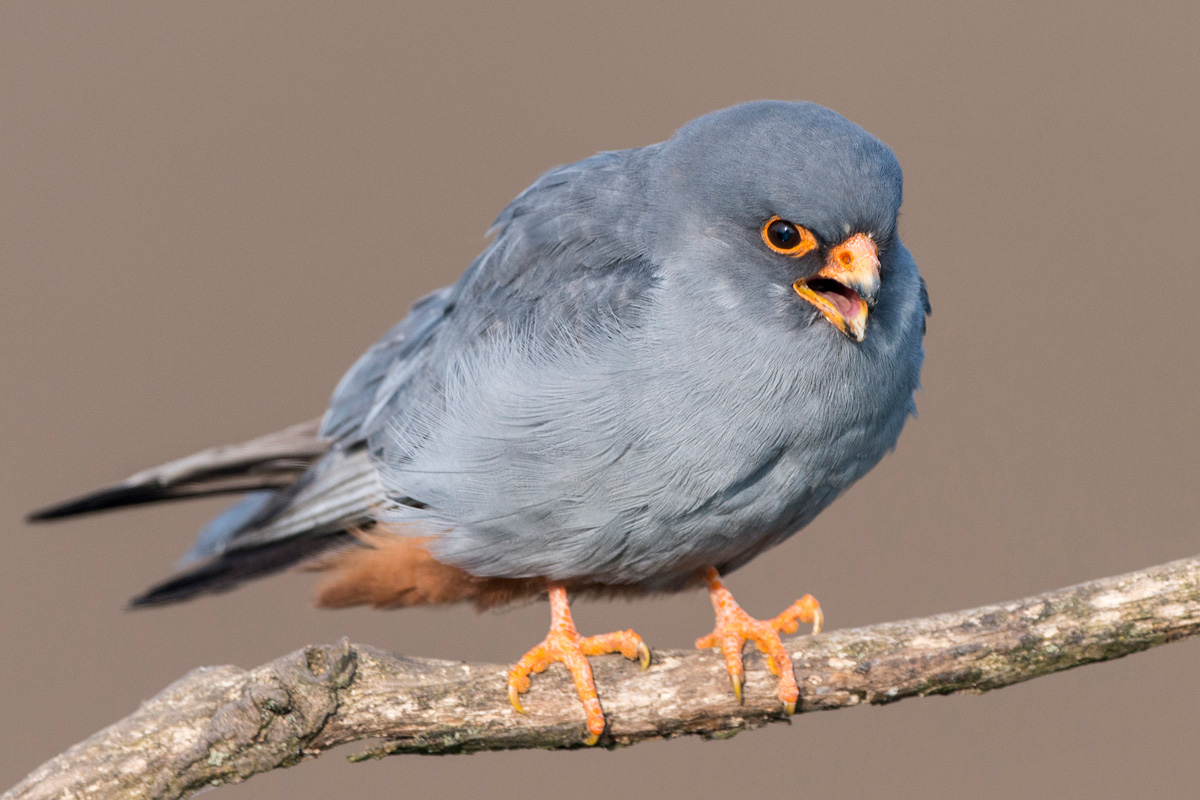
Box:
[30,100,928,605]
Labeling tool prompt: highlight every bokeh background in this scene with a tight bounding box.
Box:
[3,2,1198,797]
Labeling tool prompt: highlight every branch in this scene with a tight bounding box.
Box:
[8,555,1200,800]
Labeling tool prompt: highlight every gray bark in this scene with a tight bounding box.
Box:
[7,554,1200,800]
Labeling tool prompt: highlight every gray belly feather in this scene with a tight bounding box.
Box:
[375,280,922,588]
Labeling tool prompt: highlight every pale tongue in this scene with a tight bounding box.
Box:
[818,285,862,319]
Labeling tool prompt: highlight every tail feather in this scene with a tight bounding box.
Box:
[177,491,277,567]
[133,446,383,605]
[224,447,380,550]
[27,419,328,521]
[28,418,391,607]
[130,531,356,607]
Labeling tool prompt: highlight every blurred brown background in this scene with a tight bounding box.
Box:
[3,1,1198,797]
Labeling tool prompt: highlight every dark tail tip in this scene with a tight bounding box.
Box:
[27,484,170,522]
[128,532,352,609]
[128,573,227,609]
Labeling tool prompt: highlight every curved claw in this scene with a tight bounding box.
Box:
[812,605,824,636]
[508,682,525,715]
[784,698,796,715]
[637,641,652,671]
[730,671,743,704]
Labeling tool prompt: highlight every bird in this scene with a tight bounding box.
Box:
[29,100,929,745]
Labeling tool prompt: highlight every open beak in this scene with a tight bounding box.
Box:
[792,233,880,343]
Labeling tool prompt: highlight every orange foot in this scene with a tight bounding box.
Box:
[696,567,822,714]
[508,582,651,745]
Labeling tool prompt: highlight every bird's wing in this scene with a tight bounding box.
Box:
[202,148,655,559]
[354,148,657,443]
[45,146,658,605]
[319,285,459,443]
[317,149,647,444]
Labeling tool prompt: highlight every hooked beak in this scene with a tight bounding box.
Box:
[792,233,880,343]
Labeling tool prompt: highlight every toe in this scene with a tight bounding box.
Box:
[770,594,822,636]
[510,624,651,745]
[699,594,816,712]
[580,628,652,669]
[713,634,747,703]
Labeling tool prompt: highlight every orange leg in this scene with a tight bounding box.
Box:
[695,567,822,714]
[508,583,651,745]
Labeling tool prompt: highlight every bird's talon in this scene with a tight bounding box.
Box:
[508,682,526,714]
[812,606,824,635]
[511,584,648,745]
[698,567,819,709]
[637,641,652,670]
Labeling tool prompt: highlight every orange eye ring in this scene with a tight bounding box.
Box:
[761,216,817,257]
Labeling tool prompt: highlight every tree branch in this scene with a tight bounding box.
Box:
[8,554,1200,800]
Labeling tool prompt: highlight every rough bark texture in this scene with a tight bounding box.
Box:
[8,554,1200,800]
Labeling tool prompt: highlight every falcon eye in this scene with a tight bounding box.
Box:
[762,216,817,257]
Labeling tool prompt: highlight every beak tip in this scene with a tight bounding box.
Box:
[847,320,868,343]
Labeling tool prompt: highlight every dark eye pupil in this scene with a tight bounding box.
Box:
[768,220,799,249]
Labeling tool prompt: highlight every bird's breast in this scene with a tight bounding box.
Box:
[378,285,922,587]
